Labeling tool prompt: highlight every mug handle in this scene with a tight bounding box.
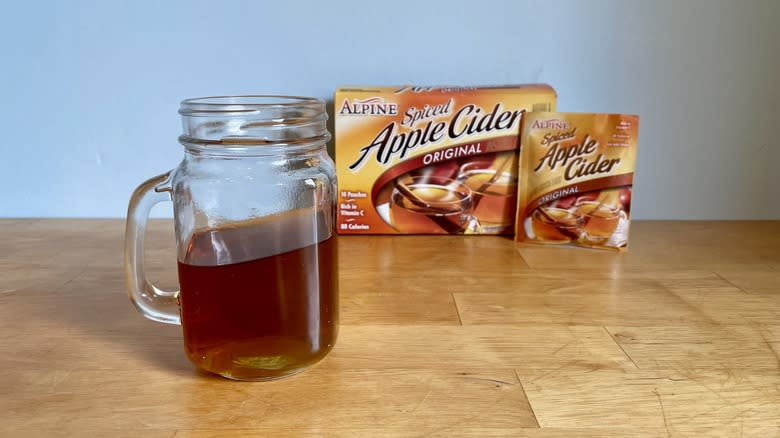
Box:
[124,171,181,325]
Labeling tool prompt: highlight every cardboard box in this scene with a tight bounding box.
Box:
[335,85,557,234]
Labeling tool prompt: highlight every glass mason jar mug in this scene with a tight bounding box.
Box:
[125,96,338,381]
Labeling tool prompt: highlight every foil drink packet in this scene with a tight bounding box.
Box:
[515,112,639,251]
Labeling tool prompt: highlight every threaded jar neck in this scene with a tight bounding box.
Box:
[178,95,330,155]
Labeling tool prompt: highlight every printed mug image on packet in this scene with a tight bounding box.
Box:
[515,112,639,251]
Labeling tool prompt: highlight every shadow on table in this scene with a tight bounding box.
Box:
[32,264,204,377]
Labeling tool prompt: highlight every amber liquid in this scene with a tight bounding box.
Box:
[177,213,338,381]
[389,184,472,233]
[531,207,581,242]
[459,169,517,230]
[576,201,621,241]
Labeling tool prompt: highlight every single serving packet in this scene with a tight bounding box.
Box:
[515,112,639,251]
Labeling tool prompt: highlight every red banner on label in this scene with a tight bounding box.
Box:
[523,173,634,218]
[370,135,518,204]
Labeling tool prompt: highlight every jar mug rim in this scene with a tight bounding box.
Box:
[179,95,325,114]
[178,94,330,152]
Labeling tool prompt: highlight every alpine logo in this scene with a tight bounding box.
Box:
[339,97,398,116]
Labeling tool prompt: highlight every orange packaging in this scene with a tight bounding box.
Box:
[335,85,556,234]
[515,112,639,251]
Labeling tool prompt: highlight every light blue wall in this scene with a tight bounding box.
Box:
[1,0,778,218]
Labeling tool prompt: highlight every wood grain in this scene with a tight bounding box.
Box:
[518,368,780,436]
[517,221,780,270]
[454,276,780,326]
[607,324,780,370]
[715,266,780,294]
[173,427,674,437]
[1,220,780,436]
[2,367,536,432]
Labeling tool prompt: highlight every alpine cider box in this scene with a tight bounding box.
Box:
[515,112,640,251]
[335,85,556,234]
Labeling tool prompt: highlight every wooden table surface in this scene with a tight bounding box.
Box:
[2,220,780,437]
